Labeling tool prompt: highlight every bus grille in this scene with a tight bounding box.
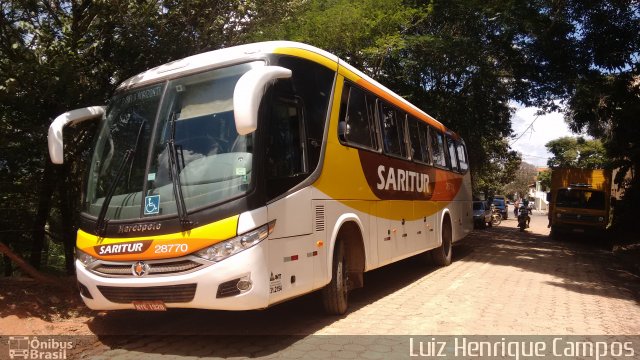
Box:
[90,258,206,278]
[97,284,197,303]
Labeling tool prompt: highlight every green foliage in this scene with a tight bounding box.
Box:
[537,169,552,192]
[250,0,417,74]
[545,136,608,169]
[503,162,539,200]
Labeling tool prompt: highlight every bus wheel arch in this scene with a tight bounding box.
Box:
[322,217,365,315]
[431,211,453,266]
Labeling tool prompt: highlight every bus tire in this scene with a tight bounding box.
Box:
[431,217,452,266]
[322,240,348,315]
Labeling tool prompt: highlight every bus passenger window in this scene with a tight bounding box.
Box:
[430,128,447,167]
[457,142,468,171]
[408,117,428,163]
[447,137,459,171]
[379,103,407,158]
[419,123,430,164]
[340,85,377,149]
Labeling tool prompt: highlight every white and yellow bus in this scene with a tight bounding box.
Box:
[48,41,472,314]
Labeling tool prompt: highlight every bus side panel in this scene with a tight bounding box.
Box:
[413,200,438,252]
[376,201,394,267]
[388,200,414,263]
[266,233,317,304]
[266,188,315,304]
[268,188,313,240]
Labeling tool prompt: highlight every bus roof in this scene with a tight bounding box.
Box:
[117,41,448,134]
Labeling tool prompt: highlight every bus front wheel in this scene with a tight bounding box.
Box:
[322,240,348,315]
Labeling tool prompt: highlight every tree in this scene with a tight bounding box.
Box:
[504,162,539,200]
[0,0,271,274]
[537,169,552,192]
[545,136,608,169]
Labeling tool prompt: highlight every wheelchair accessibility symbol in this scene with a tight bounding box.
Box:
[144,195,160,215]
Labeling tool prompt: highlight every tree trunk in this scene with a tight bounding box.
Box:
[0,242,55,284]
[30,161,57,269]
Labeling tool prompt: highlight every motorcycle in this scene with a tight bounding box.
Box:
[517,205,530,232]
[490,205,502,226]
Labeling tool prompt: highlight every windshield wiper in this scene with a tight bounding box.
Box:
[167,112,192,230]
[96,148,134,235]
[96,120,146,236]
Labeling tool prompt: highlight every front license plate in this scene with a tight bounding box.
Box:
[572,228,585,233]
[133,301,167,311]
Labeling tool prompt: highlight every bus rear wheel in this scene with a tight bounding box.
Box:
[322,241,348,315]
[431,218,452,266]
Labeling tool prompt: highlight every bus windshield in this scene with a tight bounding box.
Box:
[85,61,264,220]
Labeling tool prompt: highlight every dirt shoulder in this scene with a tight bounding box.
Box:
[0,276,94,335]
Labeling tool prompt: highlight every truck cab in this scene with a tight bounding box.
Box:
[548,169,611,238]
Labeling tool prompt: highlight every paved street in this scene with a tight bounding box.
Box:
[61,208,640,358]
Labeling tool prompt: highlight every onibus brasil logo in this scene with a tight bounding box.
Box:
[8,336,73,359]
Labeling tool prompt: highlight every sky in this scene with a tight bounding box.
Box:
[509,103,577,168]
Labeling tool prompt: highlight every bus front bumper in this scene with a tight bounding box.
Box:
[75,242,270,311]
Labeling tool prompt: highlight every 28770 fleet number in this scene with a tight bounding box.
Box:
[154,244,188,254]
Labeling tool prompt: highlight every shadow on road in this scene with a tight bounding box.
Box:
[462,216,640,305]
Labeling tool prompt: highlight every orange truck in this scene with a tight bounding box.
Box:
[548,168,612,238]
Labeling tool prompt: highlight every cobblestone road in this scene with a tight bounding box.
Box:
[67,210,640,358]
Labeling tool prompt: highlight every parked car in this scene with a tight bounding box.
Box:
[492,195,508,219]
[473,201,493,228]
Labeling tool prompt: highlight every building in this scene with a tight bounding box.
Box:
[528,167,549,211]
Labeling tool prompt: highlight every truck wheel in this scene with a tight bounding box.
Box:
[431,218,452,266]
[322,241,348,315]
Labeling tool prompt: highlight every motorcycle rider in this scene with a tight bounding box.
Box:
[519,198,531,228]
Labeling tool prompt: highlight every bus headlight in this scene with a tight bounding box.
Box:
[195,221,275,262]
[76,248,97,267]
[598,216,604,222]
[556,213,562,218]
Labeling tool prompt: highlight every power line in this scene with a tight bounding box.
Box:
[510,114,540,146]
[520,153,548,159]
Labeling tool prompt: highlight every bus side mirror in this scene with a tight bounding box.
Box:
[233,66,292,135]
[48,106,105,164]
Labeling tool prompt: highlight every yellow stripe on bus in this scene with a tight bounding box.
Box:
[77,215,239,261]
[273,47,338,71]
